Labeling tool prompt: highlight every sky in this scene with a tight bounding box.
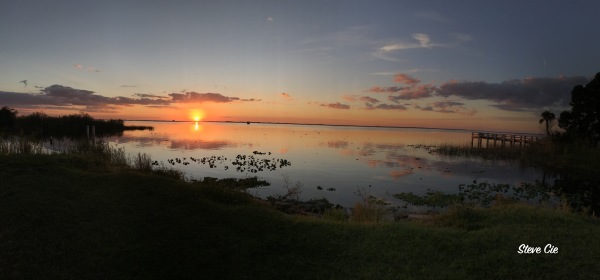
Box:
[1,0,599,133]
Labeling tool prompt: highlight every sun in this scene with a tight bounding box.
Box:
[189,109,205,122]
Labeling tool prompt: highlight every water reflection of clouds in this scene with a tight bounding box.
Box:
[112,135,236,150]
[326,140,349,149]
[168,139,232,150]
[389,169,413,179]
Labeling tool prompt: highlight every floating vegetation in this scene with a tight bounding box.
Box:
[408,143,524,161]
[394,181,554,209]
[406,144,437,155]
[394,191,461,208]
[199,176,270,190]
[161,151,291,173]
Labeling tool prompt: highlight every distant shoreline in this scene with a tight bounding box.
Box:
[124,119,544,136]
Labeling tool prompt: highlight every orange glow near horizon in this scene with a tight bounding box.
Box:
[189,109,205,122]
[10,103,542,134]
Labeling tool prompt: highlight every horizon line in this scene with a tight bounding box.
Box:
[123,119,545,136]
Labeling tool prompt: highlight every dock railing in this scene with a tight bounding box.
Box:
[471,132,541,148]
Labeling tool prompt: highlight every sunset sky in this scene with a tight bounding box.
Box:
[1,0,599,133]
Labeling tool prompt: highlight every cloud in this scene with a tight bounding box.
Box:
[393,73,420,85]
[436,76,589,111]
[121,85,137,88]
[133,93,170,100]
[342,95,357,102]
[368,86,406,93]
[280,92,292,100]
[368,74,436,101]
[73,64,100,73]
[374,33,472,61]
[432,101,465,108]
[168,92,260,103]
[413,100,476,115]
[321,102,350,110]
[0,85,259,112]
[387,84,436,101]
[0,85,170,112]
[359,96,380,104]
[267,16,274,22]
[379,33,438,52]
[365,103,407,110]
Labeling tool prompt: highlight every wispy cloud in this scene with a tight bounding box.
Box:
[379,33,438,52]
[368,86,406,93]
[359,96,380,104]
[415,101,477,115]
[374,33,472,61]
[74,64,101,73]
[387,84,436,101]
[321,102,350,110]
[280,92,292,100]
[365,103,407,110]
[367,73,435,100]
[393,73,420,85]
[133,93,170,100]
[342,95,357,102]
[169,92,260,103]
[370,69,437,76]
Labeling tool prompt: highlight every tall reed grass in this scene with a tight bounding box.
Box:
[0,137,44,155]
[1,137,183,179]
[435,143,523,161]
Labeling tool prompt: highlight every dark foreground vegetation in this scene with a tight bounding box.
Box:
[2,148,600,279]
[0,107,152,139]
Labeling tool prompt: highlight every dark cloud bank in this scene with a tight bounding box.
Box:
[0,85,260,111]
[358,73,590,113]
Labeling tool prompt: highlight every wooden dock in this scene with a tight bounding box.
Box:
[471,132,541,148]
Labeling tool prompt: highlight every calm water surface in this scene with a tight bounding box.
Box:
[105,121,541,208]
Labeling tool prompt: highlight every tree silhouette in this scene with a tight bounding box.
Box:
[0,106,18,131]
[539,110,556,136]
[558,72,600,143]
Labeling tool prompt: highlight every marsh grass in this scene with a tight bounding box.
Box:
[351,186,389,223]
[1,137,183,179]
[133,152,153,172]
[435,142,524,161]
[0,137,44,155]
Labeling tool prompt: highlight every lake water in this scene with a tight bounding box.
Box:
[103,121,541,208]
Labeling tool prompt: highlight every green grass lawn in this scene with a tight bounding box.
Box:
[2,154,599,279]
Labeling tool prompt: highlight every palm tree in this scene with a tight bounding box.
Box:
[539,110,556,136]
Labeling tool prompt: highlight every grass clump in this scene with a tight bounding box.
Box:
[350,186,390,223]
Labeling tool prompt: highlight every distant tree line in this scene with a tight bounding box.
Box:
[0,107,151,139]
